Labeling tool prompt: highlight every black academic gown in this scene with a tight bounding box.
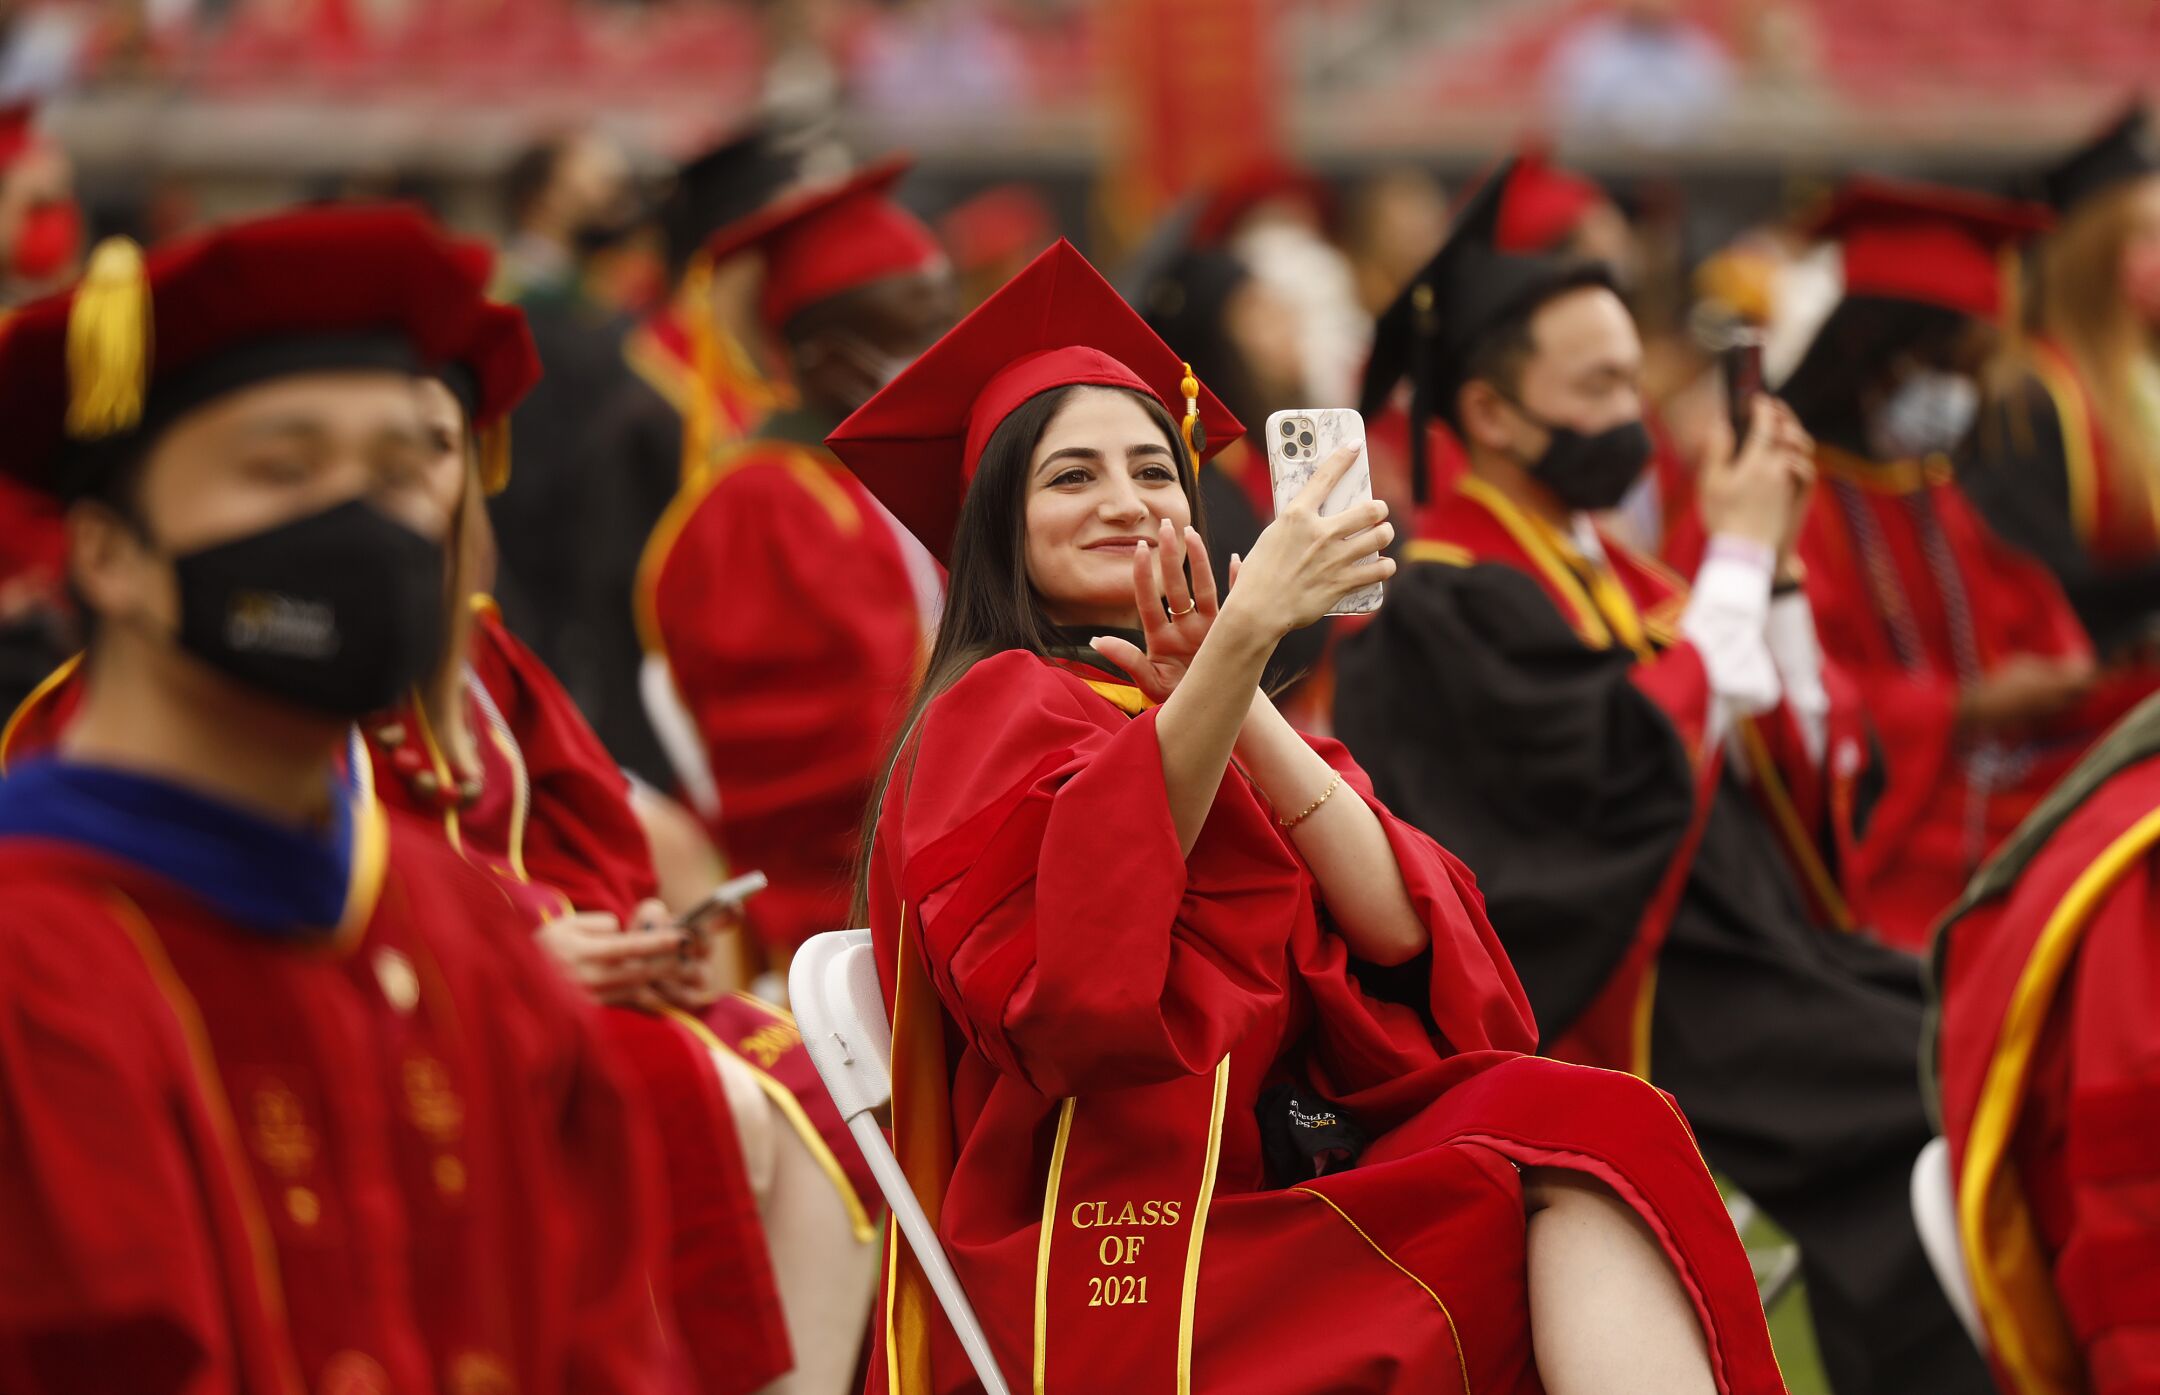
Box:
[1334,549,1994,1395]
[559,348,685,790]
[1961,367,2160,659]
[488,290,639,685]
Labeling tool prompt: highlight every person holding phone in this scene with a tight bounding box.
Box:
[1337,160,1993,1395]
[1674,179,2149,953]
[823,240,1783,1395]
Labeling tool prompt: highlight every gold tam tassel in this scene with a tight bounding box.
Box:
[479,421,513,496]
[1179,361,1204,475]
[65,237,152,439]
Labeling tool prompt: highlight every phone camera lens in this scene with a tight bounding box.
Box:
[1283,442,1300,459]
[1280,420,1297,438]
[1298,430,1315,448]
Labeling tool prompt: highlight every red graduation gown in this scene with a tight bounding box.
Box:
[365,608,793,1395]
[0,797,676,1395]
[1775,449,2144,950]
[864,648,1784,1394]
[640,427,933,955]
[0,613,875,1395]
[1935,715,2160,1395]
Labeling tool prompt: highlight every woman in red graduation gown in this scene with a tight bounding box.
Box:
[1934,691,2160,1395]
[824,241,1783,1395]
[384,332,884,1395]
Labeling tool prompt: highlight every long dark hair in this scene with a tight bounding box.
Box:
[850,382,1205,922]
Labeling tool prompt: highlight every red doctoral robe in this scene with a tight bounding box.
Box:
[1935,698,2160,1395]
[1,608,882,1395]
[640,418,936,955]
[0,755,676,1395]
[862,647,1785,1393]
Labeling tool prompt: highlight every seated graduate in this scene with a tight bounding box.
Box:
[821,240,1784,1395]
[1933,688,2160,1395]
[1332,161,1993,1395]
[1,294,886,1395]
[638,157,954,970]
[1676,179,2145,952]
[0,208,673,1393]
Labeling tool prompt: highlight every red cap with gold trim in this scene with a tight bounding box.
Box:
[824,239,1242,564]
[701,155,947,337]
[1809,177,2052,320]
[0,203,506,498]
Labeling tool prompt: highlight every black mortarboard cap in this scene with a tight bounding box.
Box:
[2042,102,2160,215]
[660,125,814,270]
[1359,158,1612,504]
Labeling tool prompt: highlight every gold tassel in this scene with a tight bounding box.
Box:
[1179,361,1203,475]
[65,237,152,439]
[678,251,719,488]
[479,422,513,496]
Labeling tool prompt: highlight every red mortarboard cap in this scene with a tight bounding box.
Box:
[0,104,38,171]
[0,203,501,497]
[825,239,1242,564]
[1495,146,1608,254]
[701,156,947,336]
[1809,177,2053,320]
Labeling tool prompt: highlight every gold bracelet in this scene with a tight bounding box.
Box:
[1278,772,1344,830]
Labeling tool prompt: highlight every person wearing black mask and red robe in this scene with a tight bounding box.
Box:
[1333,160,1995,1395]
[0,207,675,1395]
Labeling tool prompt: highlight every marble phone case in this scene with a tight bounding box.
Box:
[1264,407,1385,616]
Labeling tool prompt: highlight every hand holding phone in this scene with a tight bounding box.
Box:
[1721,330,1767,446]
[675,870,768,931]
[1264,408,1385,616]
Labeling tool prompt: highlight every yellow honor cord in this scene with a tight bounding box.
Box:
[65,237,152,439]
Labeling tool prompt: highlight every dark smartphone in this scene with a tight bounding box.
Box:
[1723,332,1766,444]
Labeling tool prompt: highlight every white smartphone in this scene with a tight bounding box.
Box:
[1264,407,1385,616]
[674,870,769,930]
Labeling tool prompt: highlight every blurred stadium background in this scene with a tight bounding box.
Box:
[8,0,2154,255]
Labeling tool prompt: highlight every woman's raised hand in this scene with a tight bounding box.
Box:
[1090,517,1220,703]
[1222,443,1394,638]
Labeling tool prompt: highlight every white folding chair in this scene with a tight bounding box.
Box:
[789,931,1013,1395]
[1911,1136,1986,1350]
[1724,1190,1802,1311]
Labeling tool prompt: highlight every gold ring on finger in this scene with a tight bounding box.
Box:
[1167,600,1197,618]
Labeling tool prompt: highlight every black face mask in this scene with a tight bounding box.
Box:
[166,499,446,718]
[1505,398,1653,512]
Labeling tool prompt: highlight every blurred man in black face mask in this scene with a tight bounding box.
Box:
[0,206,675,1391]
[1335,159,1998,1395]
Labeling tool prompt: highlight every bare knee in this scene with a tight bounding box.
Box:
[1523,1166,1625,1220]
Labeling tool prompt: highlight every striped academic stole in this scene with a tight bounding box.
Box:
[1033,1056,1232,1393]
